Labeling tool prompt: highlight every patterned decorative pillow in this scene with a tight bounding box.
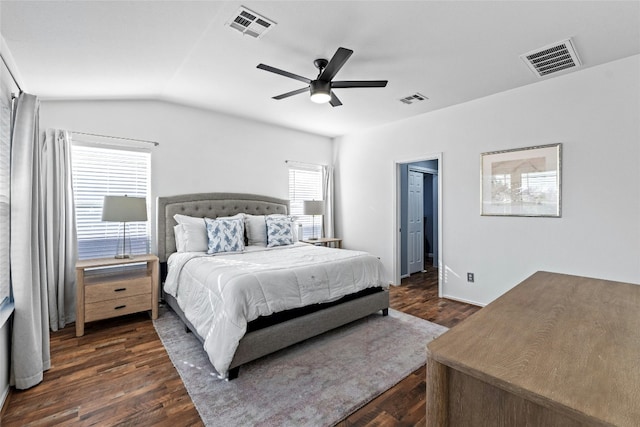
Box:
[205,217,245,254]
[266,216,294,247]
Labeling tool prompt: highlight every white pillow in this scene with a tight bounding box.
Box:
[174,213,206,226]
[244,214,268,247]
[174,223,208,252]
[174,213,244,224]
[205,217,245,254]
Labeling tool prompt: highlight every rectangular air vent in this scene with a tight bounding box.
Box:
[521,38,581,78]
[400,93,428,105]
[227,6,276,39]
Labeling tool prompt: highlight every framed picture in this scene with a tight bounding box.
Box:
[481,143,562,217]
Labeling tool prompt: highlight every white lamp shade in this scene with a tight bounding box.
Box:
[303,200,326,216]
[102,196,148,222]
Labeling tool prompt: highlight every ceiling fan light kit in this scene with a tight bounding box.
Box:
[257,47,388,107]
[310,80,331,103]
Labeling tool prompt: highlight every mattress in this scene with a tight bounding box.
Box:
[164,242,387,377]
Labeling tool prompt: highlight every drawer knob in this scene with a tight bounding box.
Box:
[114,288,127,292]
[114,305,127,310]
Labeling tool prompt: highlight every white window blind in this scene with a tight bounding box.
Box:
[288,165,323,240]
[0,83,10,305]
[71,144,150,260]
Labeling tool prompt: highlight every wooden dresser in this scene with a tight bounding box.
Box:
[76,254,159,337]
[426,271,640,426]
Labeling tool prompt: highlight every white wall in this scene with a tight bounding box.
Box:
[335,55,640,305]
[40,100,333,252]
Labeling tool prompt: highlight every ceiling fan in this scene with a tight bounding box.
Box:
[257,47,388,107]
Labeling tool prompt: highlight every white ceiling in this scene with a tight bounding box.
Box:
[1,1,639,137]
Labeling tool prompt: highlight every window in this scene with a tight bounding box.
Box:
[71,144,150,260]
[288,165,323,239]
[0,83,10,306]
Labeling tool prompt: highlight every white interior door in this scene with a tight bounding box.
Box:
[407,170,424,274]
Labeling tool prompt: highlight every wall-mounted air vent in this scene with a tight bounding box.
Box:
[400,93,428,105]
[227,6,276,39]
[520,38,581,78]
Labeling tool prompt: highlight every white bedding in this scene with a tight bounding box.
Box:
[164,242,387,378]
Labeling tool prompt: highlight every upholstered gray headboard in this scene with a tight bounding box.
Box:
[156,192,289,263]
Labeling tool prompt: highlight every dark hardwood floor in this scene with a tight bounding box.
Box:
[1,266,480,426]
[336,265,481,427]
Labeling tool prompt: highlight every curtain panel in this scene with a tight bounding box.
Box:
[42,129,77,331]
[10,93,50,389]
[9,95,78,389]
[322,165,335,238]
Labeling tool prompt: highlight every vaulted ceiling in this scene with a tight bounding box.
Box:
[1,1,639,137]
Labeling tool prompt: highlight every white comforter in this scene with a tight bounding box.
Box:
[164,242,387,378]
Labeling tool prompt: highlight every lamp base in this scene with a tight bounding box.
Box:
[114,254,132,259]
[306,237,319,241]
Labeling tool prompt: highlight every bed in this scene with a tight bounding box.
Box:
[157,192,389,380]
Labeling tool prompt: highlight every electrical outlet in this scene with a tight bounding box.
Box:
[467,273,474,283]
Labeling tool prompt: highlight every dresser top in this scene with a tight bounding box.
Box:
[427,271,640,426]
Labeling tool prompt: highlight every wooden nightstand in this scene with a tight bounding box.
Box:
[301,237,342,248]
[75,254,159,337]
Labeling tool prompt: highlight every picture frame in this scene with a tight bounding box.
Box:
[481,143,562,217]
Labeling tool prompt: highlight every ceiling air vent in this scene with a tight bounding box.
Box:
[400,93,428,105]
[520,38,581,78]
[227,6,276,39]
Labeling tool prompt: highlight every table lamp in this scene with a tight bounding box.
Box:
[303,200,325,240]
[101,195,148,258]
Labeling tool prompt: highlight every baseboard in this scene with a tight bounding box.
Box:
[441,293,486,307]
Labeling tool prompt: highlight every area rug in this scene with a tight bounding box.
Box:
[153,307,448,427]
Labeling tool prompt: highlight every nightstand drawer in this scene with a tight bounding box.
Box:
[85,293,152,322]
[85,277,151,304]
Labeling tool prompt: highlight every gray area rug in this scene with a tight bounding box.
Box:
[153,306,448,427]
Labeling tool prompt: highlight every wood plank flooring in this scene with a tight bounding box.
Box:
[1,267,480,426]
[336,267,481,427]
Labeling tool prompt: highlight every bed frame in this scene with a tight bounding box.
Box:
[157,192,389,379]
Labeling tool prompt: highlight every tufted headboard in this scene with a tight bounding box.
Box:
[156,192,289,263]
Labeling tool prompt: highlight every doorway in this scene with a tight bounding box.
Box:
[395,154,442,296]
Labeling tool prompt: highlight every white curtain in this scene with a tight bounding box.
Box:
[10,93,50,389]
[322,165,335,238]
[42,129,77,331]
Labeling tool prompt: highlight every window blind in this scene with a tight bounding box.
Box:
[0,83,10,304]
[71,144,150,260]
[288,165,323,240]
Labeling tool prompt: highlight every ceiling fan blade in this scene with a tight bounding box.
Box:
[332,80,388,88]
[273,86,310,100]
[319,47,353,81]
[329,92,343,107]
[257,64,311,84]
